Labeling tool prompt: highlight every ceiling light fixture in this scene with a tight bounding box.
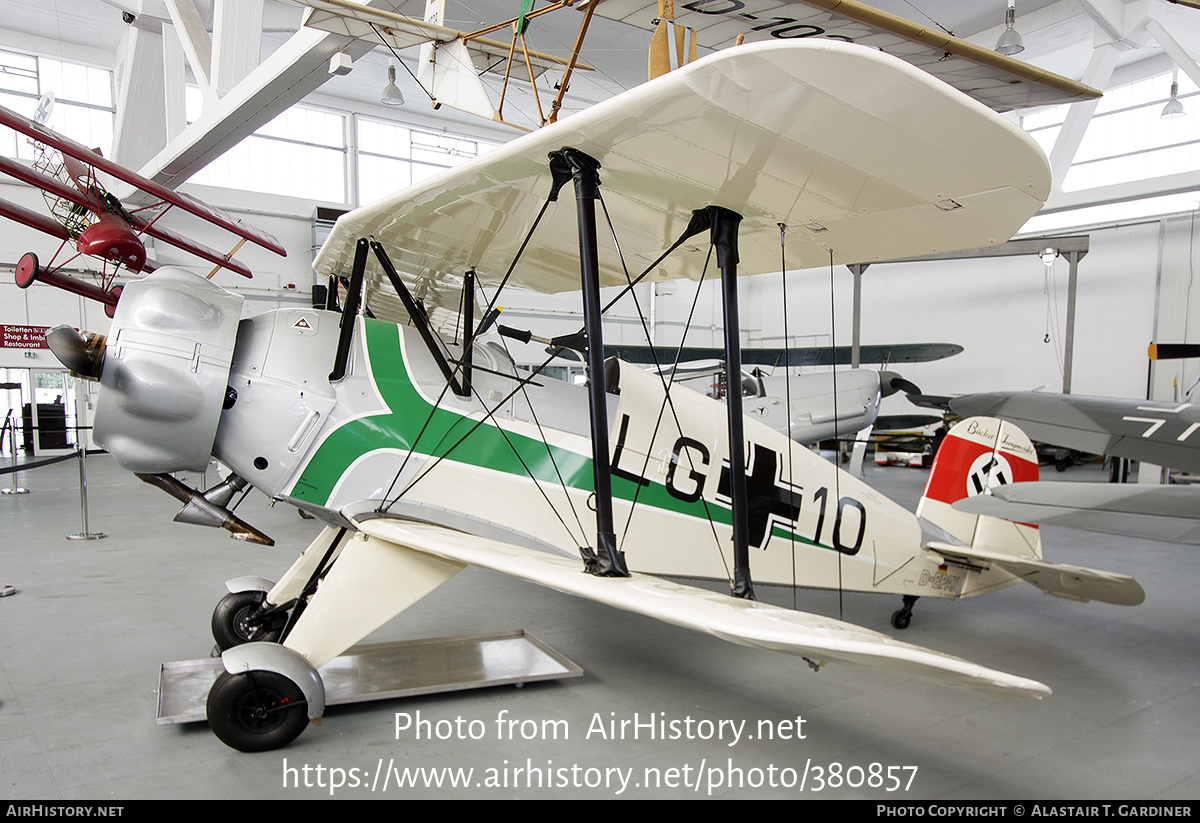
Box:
[995,1,1024,56]
[381,62,405,107]
[1162,69,1186,119]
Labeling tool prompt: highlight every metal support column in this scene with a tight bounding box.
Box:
[847,263,869,369]
[1062,250,1081,395]
[550,147,627,577]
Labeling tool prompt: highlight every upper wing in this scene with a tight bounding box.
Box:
[954,483,1200,546]
[950,392,1200,474]
[314,40,1050,324]
[357,517,1050,700]
[608,342,963,366]
[0,103,287,259]
[593,0,1101,112]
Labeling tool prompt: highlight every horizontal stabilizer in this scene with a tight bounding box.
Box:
[926,540,1144,606]
[356,518,1050,700]
[955,482,1200,546]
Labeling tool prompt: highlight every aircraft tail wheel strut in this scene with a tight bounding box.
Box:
[891,595,919,630]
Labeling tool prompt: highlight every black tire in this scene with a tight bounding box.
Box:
[212,591,282,650]
[891,609,911,630]
[206,670,309,752]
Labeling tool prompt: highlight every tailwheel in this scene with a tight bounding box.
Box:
[206,669,309,752]
[890,595,919,630]
[212,590,285,650]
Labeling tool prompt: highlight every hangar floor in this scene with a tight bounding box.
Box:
[2,454,1197,799]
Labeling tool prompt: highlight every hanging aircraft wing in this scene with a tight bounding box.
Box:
[0,194,72,242]
[314,40,1050,326]
[601,342,964,366]
[950,392,1200,474]
[297,0,594,77]
[955,483,1200,546]
[591,0,1101,112]
[356,517,1050,700]
[0,104,287,259]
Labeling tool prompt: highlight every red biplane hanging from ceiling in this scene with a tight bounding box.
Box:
[0,101,286,316]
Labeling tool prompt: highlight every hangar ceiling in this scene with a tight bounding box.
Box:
[0,0,1198,208]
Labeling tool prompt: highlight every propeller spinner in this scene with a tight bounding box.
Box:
[45,325,106,380]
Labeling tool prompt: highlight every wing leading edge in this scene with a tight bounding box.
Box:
[356,518,1050,700]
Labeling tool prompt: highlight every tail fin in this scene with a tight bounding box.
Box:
[917,416,1042,561]
[917,416,1144,606]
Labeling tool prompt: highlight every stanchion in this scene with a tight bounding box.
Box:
[1,413,28,495]
[66,445,105,541]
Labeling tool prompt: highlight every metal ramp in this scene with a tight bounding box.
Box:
[157,630,582,725]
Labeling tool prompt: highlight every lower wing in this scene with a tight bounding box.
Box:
[355,518,1050,700]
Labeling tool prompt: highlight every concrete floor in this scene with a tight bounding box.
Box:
[1,454,1197,799]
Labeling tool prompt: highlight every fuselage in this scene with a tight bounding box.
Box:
[213,306,969,599]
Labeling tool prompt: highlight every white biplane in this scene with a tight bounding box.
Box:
[46,40,1142,753]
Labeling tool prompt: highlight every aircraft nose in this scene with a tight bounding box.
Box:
[880,371,922,398]
[45,325,106,380]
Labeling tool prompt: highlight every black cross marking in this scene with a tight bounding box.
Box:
[717,442,802,549]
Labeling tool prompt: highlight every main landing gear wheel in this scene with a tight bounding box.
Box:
[891,595,919,630]
[212,591,283,650]
[206,669,309,752]
[14,252,38,288]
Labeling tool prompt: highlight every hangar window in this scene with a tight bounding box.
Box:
[1021,71,1200,192]
[1065,71,1200,192]
[0,48,113,160]
[185,88,348,204]
[1020,69,1200,233]
[355,115,498,205]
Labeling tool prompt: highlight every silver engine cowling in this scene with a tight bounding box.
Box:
[94,267,243,473]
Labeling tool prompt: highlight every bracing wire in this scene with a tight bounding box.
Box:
[830,249,844,621]
[595,193,732,580]
[780,224,797,610]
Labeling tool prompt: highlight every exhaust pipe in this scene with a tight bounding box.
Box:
[137,472,274,545]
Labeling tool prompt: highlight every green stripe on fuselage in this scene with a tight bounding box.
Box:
[288,319,823,552]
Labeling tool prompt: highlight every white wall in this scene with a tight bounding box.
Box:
[493,216,1184,419]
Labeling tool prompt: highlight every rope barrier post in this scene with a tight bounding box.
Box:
[1,414,29,495]
[66,445,105,541]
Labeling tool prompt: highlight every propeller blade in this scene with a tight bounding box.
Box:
[45,325,106,381]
